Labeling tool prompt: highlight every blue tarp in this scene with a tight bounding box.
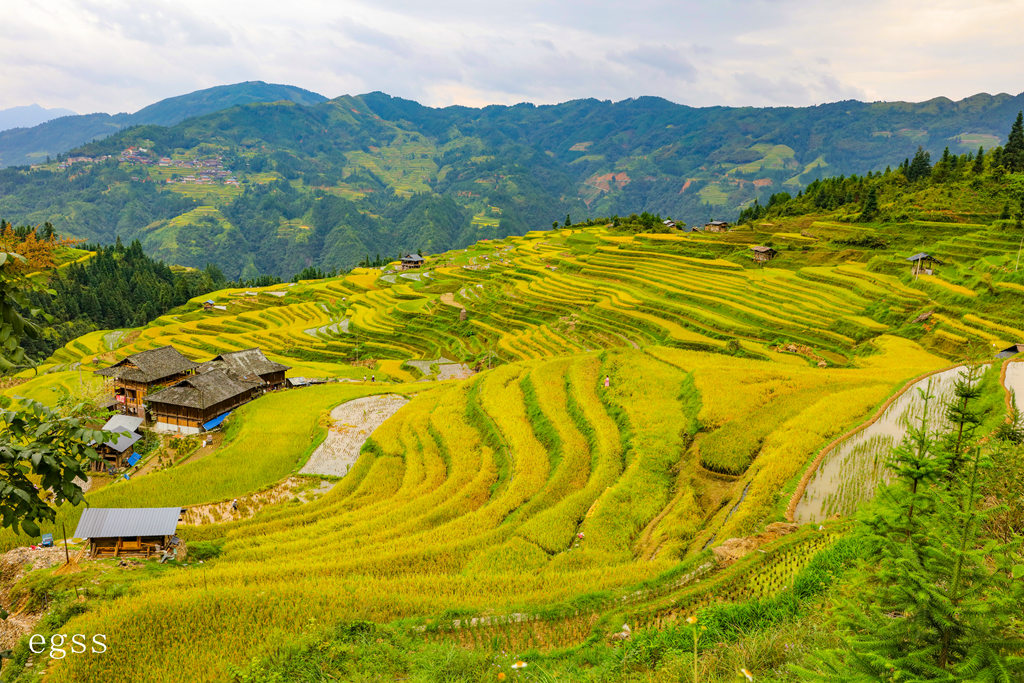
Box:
[203,411,231,430]
[41,533,53,547]
[126,452,141,467]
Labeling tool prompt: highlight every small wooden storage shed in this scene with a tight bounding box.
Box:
[996,343,1023,359]
[907,252,943,276]
[74,507,182,558]
[93,414,144,472]
[750,245,778,262]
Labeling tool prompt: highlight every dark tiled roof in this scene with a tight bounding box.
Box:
[401,255,424,263]
[146,368,261,410]
[74,507,181,539]
[201,348,289,381]
[95,346,199,383]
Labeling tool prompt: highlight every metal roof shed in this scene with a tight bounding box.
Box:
[74,507,181,539]
[996,343,1024,359]
[74,507,182,559]
[99,415,144,453]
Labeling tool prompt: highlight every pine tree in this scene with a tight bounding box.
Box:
[858,185,879,222]
[1004,111,1024,172]
[933,146,953,182]
[972,146,985,174]
[906,146,932,182]
[942,366,983,473]
[799,383,1024,681]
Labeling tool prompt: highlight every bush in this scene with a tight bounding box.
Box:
[187,538,225,561]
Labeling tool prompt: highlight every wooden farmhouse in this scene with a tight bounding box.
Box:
[202,348,290,390]
[907,252,942,276]
[750,245,779,263]
[96,345,289,433]
[399,254,425,270]
[95,346,199,419]
[93,414,144,472]
[74,507,182,558]
[704,220,730,233]
[146,368,263,435]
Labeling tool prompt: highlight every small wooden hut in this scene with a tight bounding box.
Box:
[146,368,262,435]
[996,343,1023,359]
[750,245,778,262]
[93,415,144,472]
[704,220,730,233]
[74,507,181,558]
[907,252,943,277]
[95,346,199,419]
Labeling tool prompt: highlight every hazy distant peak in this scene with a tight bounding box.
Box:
[0,104,77,133]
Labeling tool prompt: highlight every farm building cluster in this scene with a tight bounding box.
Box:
[96,346,289,435]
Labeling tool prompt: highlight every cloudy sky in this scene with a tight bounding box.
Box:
[3,0,1022,114]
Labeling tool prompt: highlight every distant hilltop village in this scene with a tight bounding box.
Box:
[45,146,239,186]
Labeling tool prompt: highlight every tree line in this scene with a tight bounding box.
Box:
[739,111,1024,225]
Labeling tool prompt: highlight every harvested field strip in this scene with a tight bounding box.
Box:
[299,394,410,476]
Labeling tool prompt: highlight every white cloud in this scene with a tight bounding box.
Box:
[0,0,1021,113]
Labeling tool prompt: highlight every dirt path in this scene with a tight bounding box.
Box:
[1,547,73,649]
[180,476,334,525]
[299,394,409,476]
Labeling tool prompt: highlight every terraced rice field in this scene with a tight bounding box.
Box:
[19,226,945,399]
[793,364,974,523]
[43,339,946,682]
[11,222,1022,681]
[1006,359,1024,414]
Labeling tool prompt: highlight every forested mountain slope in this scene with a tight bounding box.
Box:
[0,81,326,167]
[1,89,1023,278]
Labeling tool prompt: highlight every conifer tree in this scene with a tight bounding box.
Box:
[972,146,985,174]
[799,381,1024,681]
[943,366,983,473]
[858,185,879,222]
[906,146,932,182]
[1004,111,1024,172]
[933,146,953,182]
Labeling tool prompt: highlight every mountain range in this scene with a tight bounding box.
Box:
[0,104,77,133]
[1,83,1022,278]
[0,81,326,167]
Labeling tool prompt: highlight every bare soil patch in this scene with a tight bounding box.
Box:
[299,394,409,476]
[180,476,333,525]
[1,547,75,649]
